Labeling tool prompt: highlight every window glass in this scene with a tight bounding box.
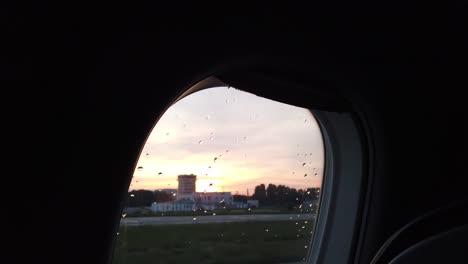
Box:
[113,86,324,264]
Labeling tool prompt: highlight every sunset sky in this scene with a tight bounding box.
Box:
[130,86,324,195]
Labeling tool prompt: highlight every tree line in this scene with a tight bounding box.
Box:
[250,183,320,209]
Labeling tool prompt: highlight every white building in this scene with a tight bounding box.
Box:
[150,174,255,212]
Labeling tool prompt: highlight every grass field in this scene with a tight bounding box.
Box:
[113,220,314,264]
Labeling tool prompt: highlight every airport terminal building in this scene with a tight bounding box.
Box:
[151,174,256,212]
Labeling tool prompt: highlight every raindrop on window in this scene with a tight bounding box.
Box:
[122,213,127,218]
[302,163,306,166]
[137,166,143,171]
[130,194,135,197]
[213,157,218,162]
[198,140,203,144]
[265,229,269,232]
[158,172,162,175]
[193,217,197,221]
[304,174,308,177]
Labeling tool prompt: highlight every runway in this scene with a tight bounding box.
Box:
[120,213,315,226]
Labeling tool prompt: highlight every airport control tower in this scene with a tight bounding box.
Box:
[177,174,196,194]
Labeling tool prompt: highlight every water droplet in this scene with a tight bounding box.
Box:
[158,172,162,175]
[305,221,308,224]
[193,217,197,221]
[204,210,207,213]
[302,226,305,229]
[296,197,299,201]
[172,193,176,196]
[214,157,218,162]
[302,163,306,166]
[296,222,298,225]
[213,213,216,216]
[314,173,318,176]
[289,217,293,219]
[130,194,135,197]
[304,119,308,123]
[292,171,295,174]
[205,115,211,120]
[304,245,308,249]
[265,229,269,232]
[122,213,127,218]
[297,234,300,237]
[137,166,143,171]
[198,140,203,144]
[116,232,119,236]
[225,149,229,153]
[145,153,149,158]
[307,191,310,194]
[208,166,211,169]
[313,168,316,171]
[299,204,303,208]
[166,132,170,136]
[304,174,308,177]
[209,183,213,186]
[243,136,248,140]
[248,208,251,211]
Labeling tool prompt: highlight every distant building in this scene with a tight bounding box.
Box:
[150,174,254,212]
[151,199,195,212]
[177,174,196,194]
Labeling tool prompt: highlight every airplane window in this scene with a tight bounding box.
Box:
[112,86,325,264]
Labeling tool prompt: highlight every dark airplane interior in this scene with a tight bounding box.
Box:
[4,2,467,264]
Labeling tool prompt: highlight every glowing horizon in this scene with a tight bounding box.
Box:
[130,86,324,195]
